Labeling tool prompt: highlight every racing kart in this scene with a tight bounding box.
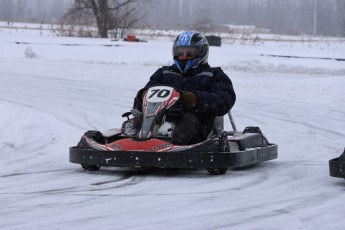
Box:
[69,85,278,175]
[329,148,345,179]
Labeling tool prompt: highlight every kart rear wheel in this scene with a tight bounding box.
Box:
[207,168,228,175]
[81,164,101,171]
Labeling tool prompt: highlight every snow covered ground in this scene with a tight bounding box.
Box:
[0,27,345,230]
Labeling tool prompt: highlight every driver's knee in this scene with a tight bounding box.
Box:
[172,114,206,145]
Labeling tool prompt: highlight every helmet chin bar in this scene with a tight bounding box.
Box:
[175,58,201,74]
[178,60,188,69]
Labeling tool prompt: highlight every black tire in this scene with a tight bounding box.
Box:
[207,134,229,175]
[84,130,105,144]
[207,168,228,175]
[81,164,101,171]
[166,168,179,175]
[232,164,255,171]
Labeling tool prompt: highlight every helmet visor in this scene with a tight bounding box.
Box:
[173,47,197,59]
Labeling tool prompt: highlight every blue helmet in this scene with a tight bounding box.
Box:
[172,31,209,74]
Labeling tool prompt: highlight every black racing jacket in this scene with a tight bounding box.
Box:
[134,63,236,134]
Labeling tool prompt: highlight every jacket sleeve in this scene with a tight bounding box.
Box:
[194,68,236,116]
[133,68,164,111]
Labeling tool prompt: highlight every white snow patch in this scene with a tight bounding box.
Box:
[0,26,345,230]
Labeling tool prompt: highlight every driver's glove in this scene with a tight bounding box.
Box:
[180,92,197,109]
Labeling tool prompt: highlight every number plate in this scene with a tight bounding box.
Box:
[146,86,173,102]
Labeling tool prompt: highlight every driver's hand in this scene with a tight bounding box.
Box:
[180,92,197,109]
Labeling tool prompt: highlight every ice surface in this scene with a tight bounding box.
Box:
[0,26,345,230]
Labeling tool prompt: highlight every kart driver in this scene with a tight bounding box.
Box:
[133,31,236,145]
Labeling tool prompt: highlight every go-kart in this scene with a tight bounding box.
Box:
[69,85,278,175]
[329,148,345,179]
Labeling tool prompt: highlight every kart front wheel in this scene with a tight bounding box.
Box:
[81,164,101,171]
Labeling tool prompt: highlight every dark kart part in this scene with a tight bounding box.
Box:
[82,130,105,144]
[69,144,277,170]
[122,111,132,120]
[207,132,230,175]
[329,148,345,179]
[121,120,138,136]
[82,164,101,171]
[69,128,277,172]
[207,168,228,175]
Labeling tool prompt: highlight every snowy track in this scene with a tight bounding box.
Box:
[1,30,345,229]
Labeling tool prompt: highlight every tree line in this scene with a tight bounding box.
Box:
[140,0,345,36]
[0,0,344,37]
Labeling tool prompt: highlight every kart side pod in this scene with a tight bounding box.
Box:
[329,148,345,179]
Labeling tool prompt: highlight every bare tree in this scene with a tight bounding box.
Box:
[110,0,147,38]
[0,0,14,22]
[14,0,28,22]
[336,0,345,36]
[64,0,148,38]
